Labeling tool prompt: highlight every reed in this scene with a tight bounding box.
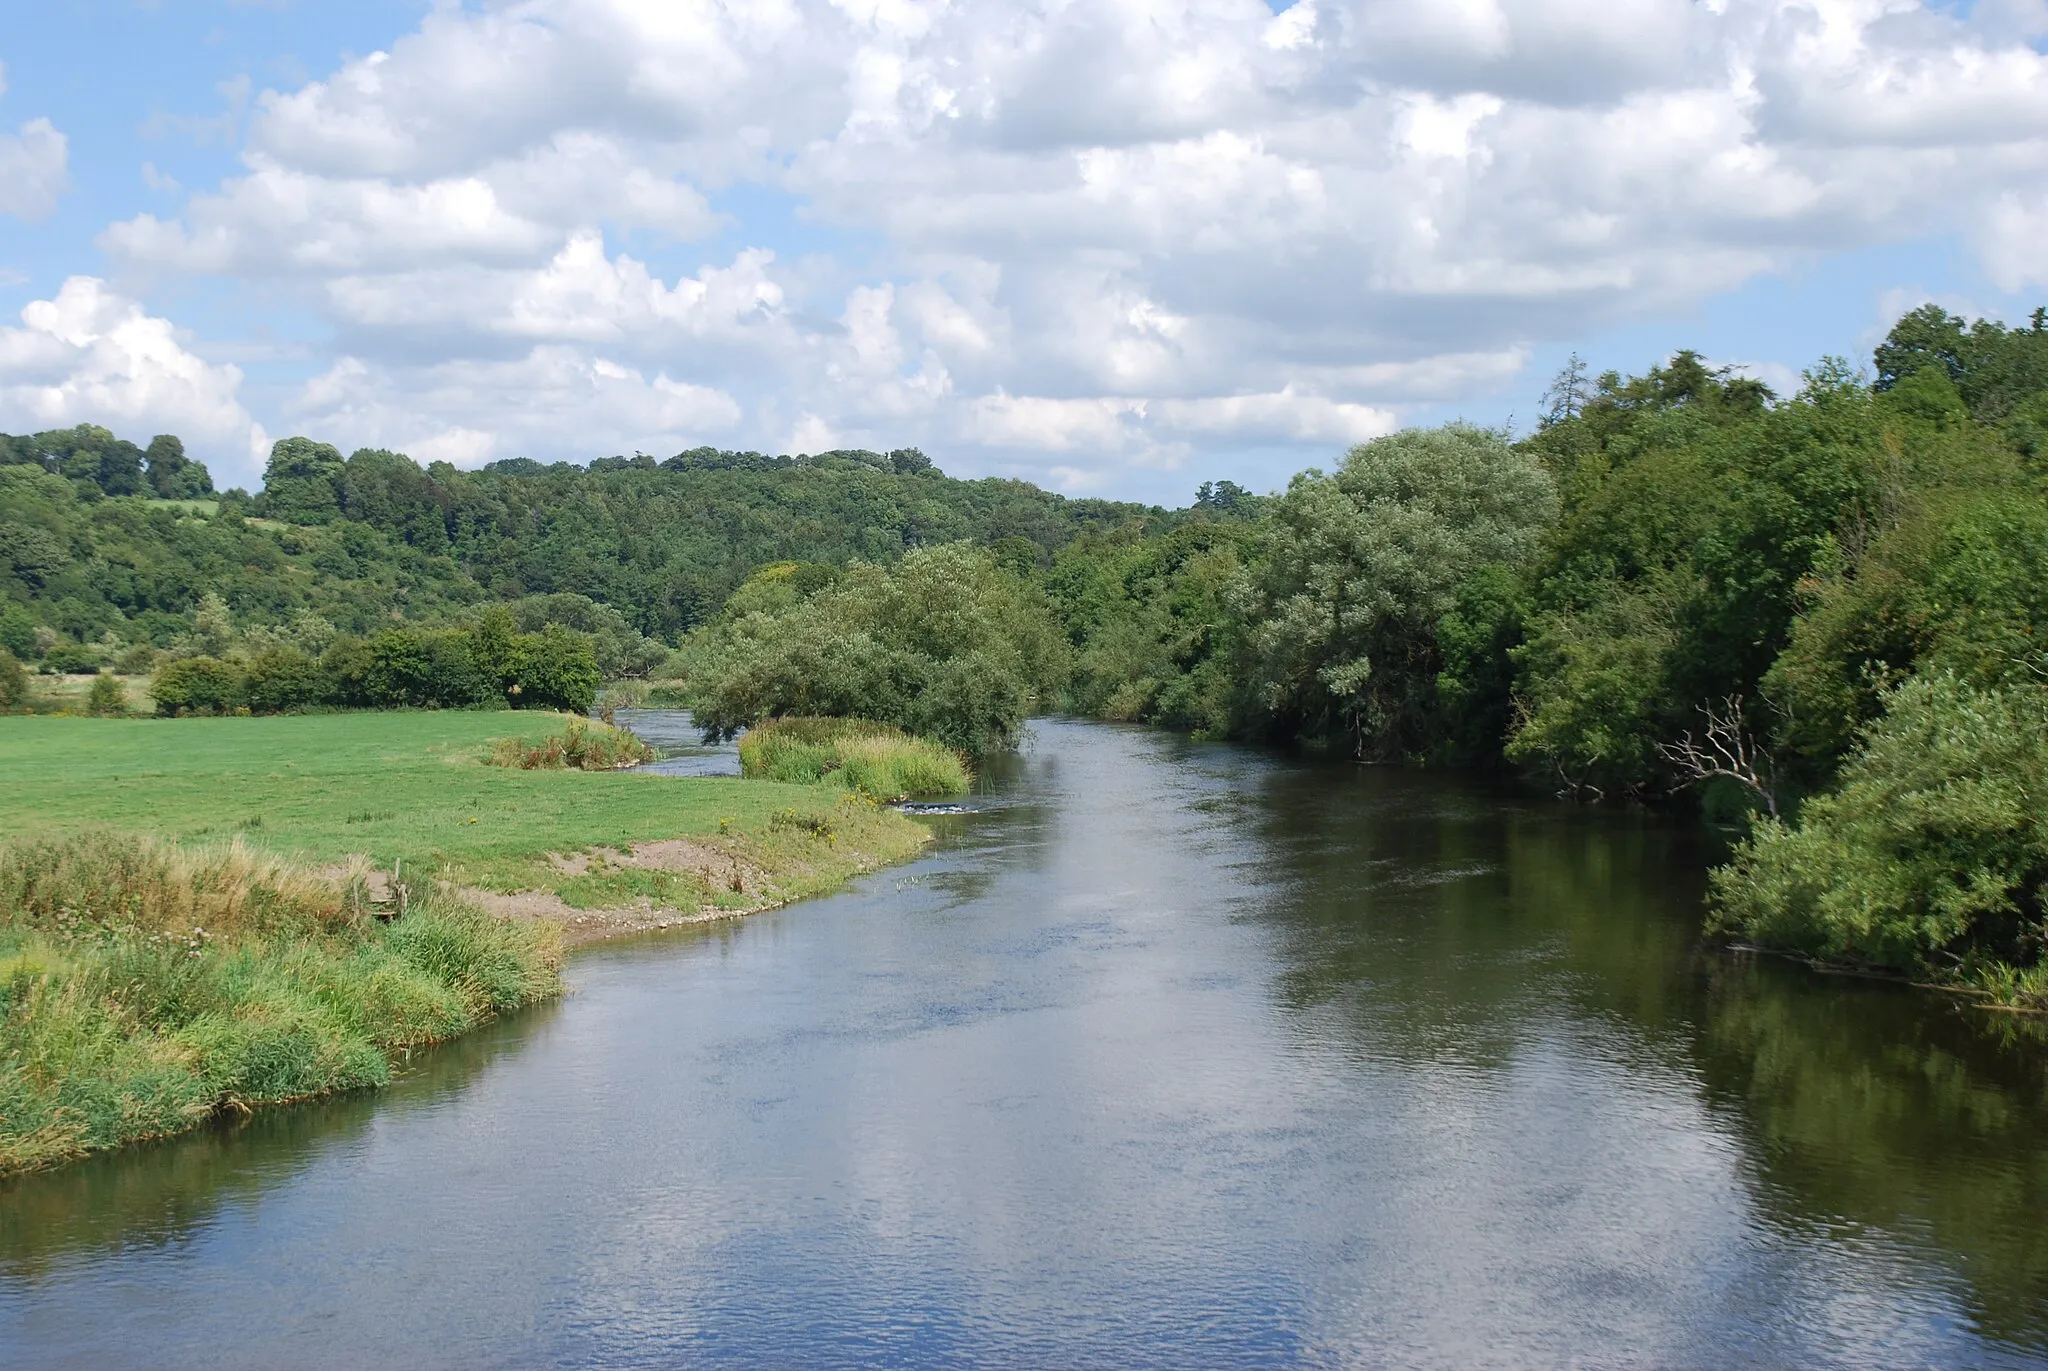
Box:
[739,717,971,801]
[0,831,561,1175]
[486,715,654,771]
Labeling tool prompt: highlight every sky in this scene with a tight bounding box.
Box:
[0,0,2044,504]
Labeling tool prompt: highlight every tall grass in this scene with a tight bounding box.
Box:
[0,832,560,1175]
[486,715,653,771]
[739,717,970,800]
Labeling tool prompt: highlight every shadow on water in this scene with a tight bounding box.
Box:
[1233,754,2048,1355]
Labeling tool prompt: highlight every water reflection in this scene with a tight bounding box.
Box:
[3,719,2047,1367]
[0,1000,560,1282]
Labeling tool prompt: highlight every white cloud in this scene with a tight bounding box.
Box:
[0,60,68,221]
[0,277,267,476]
[289,346,743,467]
[1980,192,2048,292]
[44,0,2048,487]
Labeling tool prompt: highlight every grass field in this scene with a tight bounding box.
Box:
[0,712,928,907]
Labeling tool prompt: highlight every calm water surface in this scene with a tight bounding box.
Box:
[5,719,2048,1368]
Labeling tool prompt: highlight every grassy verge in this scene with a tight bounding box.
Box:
[0,713,929,908]
[1,831,559,1176]
[739,717,971,800]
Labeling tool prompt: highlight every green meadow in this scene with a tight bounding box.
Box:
[0,711,927,904]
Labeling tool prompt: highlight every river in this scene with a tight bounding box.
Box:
[4,719,2047,1368]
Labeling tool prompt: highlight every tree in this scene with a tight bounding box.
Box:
[1711,672,2048,976]
[683,543,1066,756]
[258,437,347,524]
[1238,423,1556,757]
[152,657,246,715]
[1540,353,1590,427]
[85,671,127,716]
[145,435,213,499]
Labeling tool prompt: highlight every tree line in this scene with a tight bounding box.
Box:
[7,301,2048,999]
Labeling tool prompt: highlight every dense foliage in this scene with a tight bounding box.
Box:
[1031,309,2048,995]
[1,431,1146,690]
[151,613,601,717]
[679,545,1067,757]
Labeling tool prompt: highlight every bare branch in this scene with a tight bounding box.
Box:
[1658,695,1779,818]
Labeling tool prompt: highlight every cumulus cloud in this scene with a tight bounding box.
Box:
[1981,192,2048,292]
[62,0,2048,484]
[0,277,268,475]
[0,60,69,221]
[289,346,743,467]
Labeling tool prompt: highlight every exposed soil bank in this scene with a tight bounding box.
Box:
[461,827,933,948]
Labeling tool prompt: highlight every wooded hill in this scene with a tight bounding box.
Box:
[0,435,1154,662]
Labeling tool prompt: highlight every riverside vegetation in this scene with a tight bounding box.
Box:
[739,718,971,801]
[5,301,2048,1008]
[0,831,561,1174]
[0,711,927,1173]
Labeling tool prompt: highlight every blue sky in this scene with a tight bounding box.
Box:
[2,0,2044,503]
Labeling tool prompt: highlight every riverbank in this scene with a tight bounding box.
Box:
[0,712,932,1173]
[0,831,562,1175]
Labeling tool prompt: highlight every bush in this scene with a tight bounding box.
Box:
[39,642,101,675]
[486,716,652,771]
[509,624,601,713]
[0,648,24,711]
[682,543,1065,757]
[85,672,126,716]
[152,655,246,716]
[739,717,971,799]
[244,646,326,714]
[0,832,562,1174]
[1710,671,2048,982]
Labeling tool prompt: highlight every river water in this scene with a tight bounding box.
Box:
[4,719,2048,1368]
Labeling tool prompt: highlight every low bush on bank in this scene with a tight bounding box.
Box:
[739,717,970,800]
[0,832,561,1175]
[1710,672,2048,1004]
[152,612,600,717]
[487,716,653,771]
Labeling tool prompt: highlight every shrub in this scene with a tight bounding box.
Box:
[0,648,24,711]
[152,655,246,716]
[40,642,101,675]
[739,717,971,800]
[486,716,653,771]
[683,543,1065,757]
[244,645,326,713]
[319,635,378,707]
[85,672,126,716]
[509,624,601,713]
[1710,671,2048,981]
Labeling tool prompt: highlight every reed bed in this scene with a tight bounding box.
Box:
[486,715,653,771]
[739,717,970,801]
